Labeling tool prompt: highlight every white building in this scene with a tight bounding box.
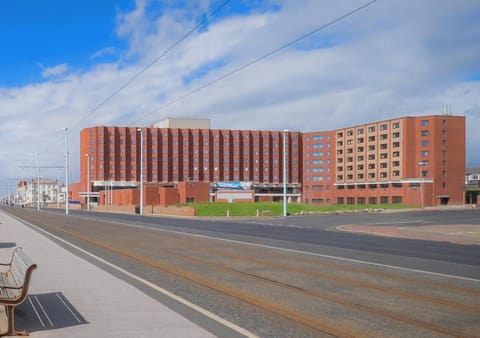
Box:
[16,179,66,207]
[465,168,480,187]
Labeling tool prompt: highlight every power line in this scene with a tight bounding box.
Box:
[134,0,378,125]
[42,0,232,154]
[69,0,232,133]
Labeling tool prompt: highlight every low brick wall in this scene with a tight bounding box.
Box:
[95,205,135,213]
[152,206,196,216]
[94,204,195,216]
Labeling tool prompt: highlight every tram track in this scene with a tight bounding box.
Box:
[5,208,480,338]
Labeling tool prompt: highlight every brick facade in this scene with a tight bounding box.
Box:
[79,115,465,207]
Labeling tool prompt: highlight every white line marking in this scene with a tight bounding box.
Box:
[56,292,82,324]
[28,296,45,328]
[17,217,259,338]
[34,295,54,327]
[120,222,480,283]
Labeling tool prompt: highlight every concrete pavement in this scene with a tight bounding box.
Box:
[0,210,217,337]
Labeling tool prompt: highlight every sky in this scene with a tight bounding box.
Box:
[0,0,479,191]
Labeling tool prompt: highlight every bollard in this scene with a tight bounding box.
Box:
[256,208,259,217]
[227,209,230,217]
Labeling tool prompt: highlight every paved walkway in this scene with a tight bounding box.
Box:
[0,210,216,337]
[337,224,480,245]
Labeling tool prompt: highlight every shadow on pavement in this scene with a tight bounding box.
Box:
[0,243,16,249]
[15,292,89,333]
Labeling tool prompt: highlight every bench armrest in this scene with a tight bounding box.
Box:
[0,285,22,290]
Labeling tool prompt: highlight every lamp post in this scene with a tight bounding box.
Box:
[137,128,144,215]
[282,129,288,217]
[85,154,90,211]
[56,168,60,208]
[63,127,69,215]
[418,161,428,208]
[36,152,40,211]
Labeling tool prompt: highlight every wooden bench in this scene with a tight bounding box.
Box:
[0,247,37,336]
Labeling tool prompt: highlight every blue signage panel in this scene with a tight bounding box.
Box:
[216,182,252,190]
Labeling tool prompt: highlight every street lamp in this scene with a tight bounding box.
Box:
[56,168,60,208]
[85,154,90,211]
[36,152,40,211]
[137,128,144,215]
[418,161,428,208]
[63,127,69,215]
[283,129,288,217]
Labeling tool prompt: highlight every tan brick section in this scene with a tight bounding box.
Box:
[337,224,480,245]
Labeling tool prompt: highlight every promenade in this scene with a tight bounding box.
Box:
[0,210,216,337]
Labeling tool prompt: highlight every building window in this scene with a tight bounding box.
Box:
[392,132,400,138]
[421,130,429,136]
[392,196,402,204]
[380,196,389,204]
[368,126,375,133]
[357,128,364,135]
[369,197,377,204]
[422,151,429,157]
[393,122,400,129]
[421,120,429,126]
[357,197,366,204]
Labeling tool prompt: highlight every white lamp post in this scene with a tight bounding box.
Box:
[283,129,288,217]
[418,161,428,208]
[85,153,90,211]
[137,128,144,215]
[56,168,60,208]
[36,152,40,211]
[63,127,69,215]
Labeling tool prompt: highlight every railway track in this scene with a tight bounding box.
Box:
[5,208,480,338]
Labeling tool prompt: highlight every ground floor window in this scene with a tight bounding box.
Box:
[357,197,366,204]
[369,197,377,204]
[392,196,402,204]
[380,196,389,204]
[337,197,344,205]
[347,197,355,205]
[312,198,324,204]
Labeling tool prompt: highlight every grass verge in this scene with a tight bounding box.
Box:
[180,202,417,217]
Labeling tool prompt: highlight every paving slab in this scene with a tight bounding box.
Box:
[0,210,216,337]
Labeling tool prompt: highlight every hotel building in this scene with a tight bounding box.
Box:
[79,115,465,207]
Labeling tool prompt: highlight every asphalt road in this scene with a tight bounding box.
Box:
[4,206,480,337]
[48,207,480,275]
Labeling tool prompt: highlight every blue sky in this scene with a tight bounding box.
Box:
[0,1,133,86]
[0,0,479,186]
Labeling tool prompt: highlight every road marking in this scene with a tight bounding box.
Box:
[119,222,480,283]
[15,217,259,338]
[365,221,426,225]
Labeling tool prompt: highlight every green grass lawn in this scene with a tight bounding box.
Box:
[181,202,416,217]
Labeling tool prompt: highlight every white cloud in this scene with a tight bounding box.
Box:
[40,63,69,78]
[91,47,117,59]
[1,0,479,186]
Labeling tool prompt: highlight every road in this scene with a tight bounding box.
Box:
[3,206,480,337]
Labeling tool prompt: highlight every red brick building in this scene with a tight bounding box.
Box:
[79,115,465,207]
